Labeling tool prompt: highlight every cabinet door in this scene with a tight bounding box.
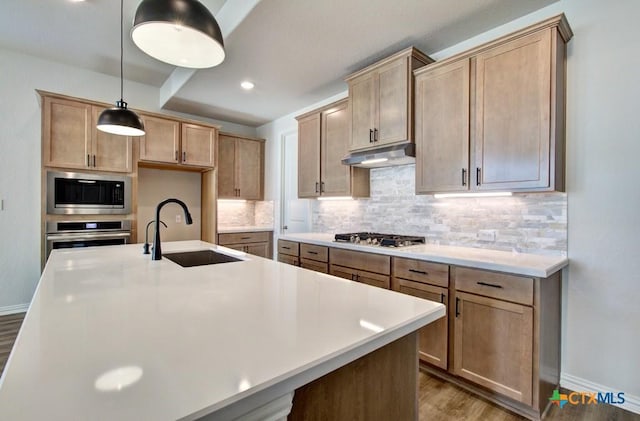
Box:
[139,115,180,164]
[320,101,351,196]
[474,29,551,190]
[245,242,270,258]
[396,280,448,369]
[349,73,376,151]
[181,123,216,168]
[297,113,321,198]
[236,138,263,200]
[356,270,390,289]
[278,254,299,266]
[91,106,132,173]
[300,259,328,274]
[329,264,357,281]
[454,291,533,405]
[415,59,470,193]
[375,57,409,145]
[43,97,91,170]
[217,135,237,198]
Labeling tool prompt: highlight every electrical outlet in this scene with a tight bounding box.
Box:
[478,229,497,242]
[176,214,181,223]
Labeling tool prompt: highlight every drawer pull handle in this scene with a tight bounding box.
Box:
[408,269,428,275]
[240,237,252,240]
[440,293,445,304]
[477,281,503,289]
[307,251,318,255]
[282,246,291,250]
[455,297,460,317]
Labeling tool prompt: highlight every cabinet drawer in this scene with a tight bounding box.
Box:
[393,257,449,287]
[219,231,271,245]
[278,240,299,256]
[300,243,328,262]
[330,264,390,289]
[329,248,390,275]
[455,267,533,306]
[300,258,328,274]
[278,254,299,266]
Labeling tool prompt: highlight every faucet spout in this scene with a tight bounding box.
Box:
[152,198,193,261]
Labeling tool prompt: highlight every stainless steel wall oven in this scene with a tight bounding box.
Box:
[45,220,131,258]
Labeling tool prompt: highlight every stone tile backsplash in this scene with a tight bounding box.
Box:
[311,164,567,256]
[218,200,274,228]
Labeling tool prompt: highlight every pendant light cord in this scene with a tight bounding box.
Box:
[120,0,124,102]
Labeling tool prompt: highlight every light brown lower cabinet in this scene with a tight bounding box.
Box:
[395,278,448,370]
[300,259,328,273]
[276,240,561,420]
[329,264,390,289]
[453,291,533,405]
[218,231,272,259]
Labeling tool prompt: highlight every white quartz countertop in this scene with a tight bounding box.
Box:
[279,233,568,278]
[0,241,444,420]
[217,226,274,234]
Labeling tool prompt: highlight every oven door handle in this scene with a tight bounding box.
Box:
[46,232,131,241]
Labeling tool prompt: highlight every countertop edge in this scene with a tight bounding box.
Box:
[278,234,568,278]
[217,227,274,234]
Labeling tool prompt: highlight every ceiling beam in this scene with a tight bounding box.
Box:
[158,0,263,109]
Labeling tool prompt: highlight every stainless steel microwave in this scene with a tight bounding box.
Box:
[46,171,131,215]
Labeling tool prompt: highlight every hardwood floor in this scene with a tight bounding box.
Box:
[418,371,640,421]
[0,313,637,421]
[0,312,24,375]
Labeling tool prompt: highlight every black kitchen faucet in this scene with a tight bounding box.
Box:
[152,198,193,260]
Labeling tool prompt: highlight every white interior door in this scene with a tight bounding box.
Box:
[281,131,310,233]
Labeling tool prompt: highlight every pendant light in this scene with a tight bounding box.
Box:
[97,0,145,137]
[131,0,225,69]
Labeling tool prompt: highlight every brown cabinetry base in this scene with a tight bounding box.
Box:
[289,332,418,421]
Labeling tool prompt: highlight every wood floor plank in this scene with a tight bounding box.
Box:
[0,312,637,421]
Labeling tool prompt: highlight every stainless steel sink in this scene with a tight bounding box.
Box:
[163,250,242,267]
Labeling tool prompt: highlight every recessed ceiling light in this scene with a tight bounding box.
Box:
[241,81,255,90]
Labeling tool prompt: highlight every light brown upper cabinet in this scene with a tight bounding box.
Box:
[346,47,433,152]
[217,133,264,200]
[414,15,573,193]
[296,99,369,198]
[42,95,132,173]
[139,115,217,169]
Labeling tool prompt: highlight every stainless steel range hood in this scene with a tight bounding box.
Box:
[341,143,415,168]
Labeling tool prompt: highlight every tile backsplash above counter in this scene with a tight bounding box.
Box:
[217,200,274,231]
[311,165,566,257]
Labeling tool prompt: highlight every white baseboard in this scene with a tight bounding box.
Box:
[0,303,29,316]
[561,372,640,415]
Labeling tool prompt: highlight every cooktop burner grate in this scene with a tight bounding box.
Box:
[334,232,425,247]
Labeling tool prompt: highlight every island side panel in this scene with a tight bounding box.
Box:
[288,332,418,420]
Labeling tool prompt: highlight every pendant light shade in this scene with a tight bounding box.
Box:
[97,101,145,136]
[97,0,145,137]
[131,0,225,69]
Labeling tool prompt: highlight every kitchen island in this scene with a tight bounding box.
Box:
[0,241,444,420]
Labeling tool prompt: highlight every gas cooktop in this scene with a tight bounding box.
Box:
[334,232,425,248]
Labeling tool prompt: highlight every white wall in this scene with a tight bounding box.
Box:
[0,48,256,312]
[258,0,640,409]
